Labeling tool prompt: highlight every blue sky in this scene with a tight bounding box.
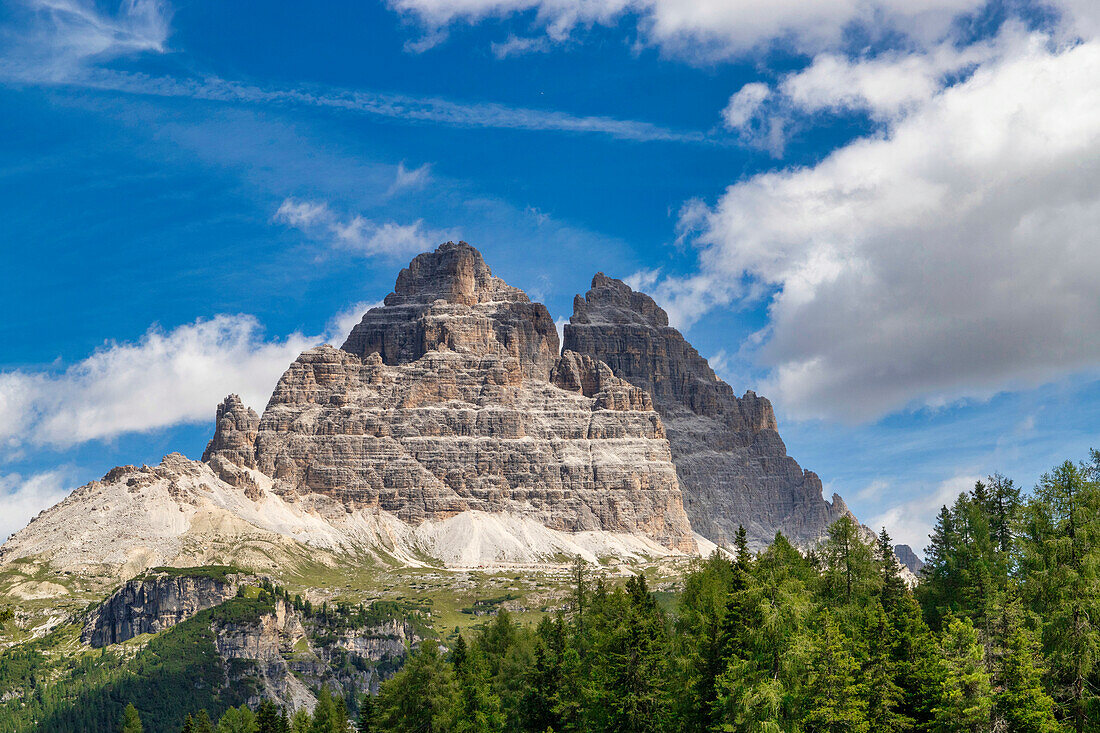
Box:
[1,0,1098,551]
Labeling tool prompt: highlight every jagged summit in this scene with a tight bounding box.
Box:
[341,241,559,380]
[565,272,851,548]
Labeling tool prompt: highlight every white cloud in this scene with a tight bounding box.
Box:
[722,82,770,128]
[4,0,169,79]
[0,315,320,450]
[664,34,1100,422]
[388,0,992,60]
[326,300,385,346]
[870,473,977,551]
[275,198,451,258]
[388,161,432,194]
[0,471,73,542]
[491,34,551,58]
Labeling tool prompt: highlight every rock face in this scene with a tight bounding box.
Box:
[217,242,695,552]
[565,273,853,548]
[214,600,417,710]
[894,544,925,575]
[82,569,243,646]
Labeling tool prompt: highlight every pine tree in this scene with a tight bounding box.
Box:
[864,603,912,733]
[120,703,143,733]
[356,694,374,733]
[376,639,457,733]
[877,527,907,614]
[257,701,289,733]
[994,610,1060,733]
[934,616,992,733]
[192,710,215,733]
[803,610,869,733]
[1018,458,1100,733]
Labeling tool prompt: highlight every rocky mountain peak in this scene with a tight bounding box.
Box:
[385,241,522,307]
[572,272,669,328]
[564,272,851,548]
[341,241,559,380]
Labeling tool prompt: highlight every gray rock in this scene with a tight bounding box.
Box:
[208,242,697,552]
[894,544,925,575]
[564,273,855,548]
[82,570,243,646]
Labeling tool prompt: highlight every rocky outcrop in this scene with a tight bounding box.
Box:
[214,599,417,710]
[565,273,854,548]
[341,241,559,380]
[82,569,243,646]
[894,544,925,575]
[241,242,695,552]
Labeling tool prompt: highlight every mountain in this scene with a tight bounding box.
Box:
[1,242,861,582]
[1,243,698,582]
[564,273,854,548]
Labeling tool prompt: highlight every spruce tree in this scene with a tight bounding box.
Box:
[256,701,289,733]
[994,611,1060,733]
[376,639,457,733]
[674,550,736,730]
[356,694,374,733]
[1018,458,1100,733]
[821,517,878,609]
[451,632,504,733]
[192,710,215,733]
[588,574,670,733]
[933,616,992,733]
[863,604,911,733]
[120,703,143,733]
[803,610,868,733]
[216,705,256,733]
[877,527,907,614]
[309,687,339,733]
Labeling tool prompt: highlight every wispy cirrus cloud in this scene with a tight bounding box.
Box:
[2,0,170,79]
[0,3,714,148]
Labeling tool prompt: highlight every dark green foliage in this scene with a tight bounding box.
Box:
[141,566,247,584]
[803,610,868,733]
[120,703,143,733]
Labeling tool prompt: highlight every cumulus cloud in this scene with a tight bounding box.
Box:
[870,473,978,551]
[667,34,1100,422]
[274,197,452,258]
[326,300,385,345]
[0,471,73,541]
[0,315,321,450]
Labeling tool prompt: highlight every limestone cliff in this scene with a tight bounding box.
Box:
[210,242,696,552]
[82,568,244,646]
[565,273,854,548]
